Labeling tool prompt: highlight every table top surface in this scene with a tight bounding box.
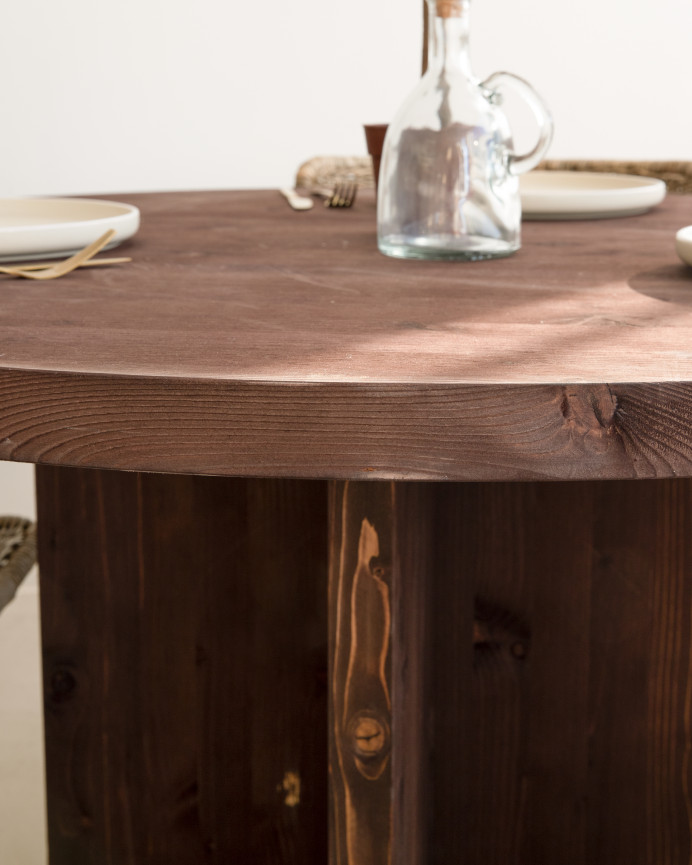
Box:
[2,189,692,385]
[2,188,692,481]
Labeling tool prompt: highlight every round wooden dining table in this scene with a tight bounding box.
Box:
[2,188,692,865]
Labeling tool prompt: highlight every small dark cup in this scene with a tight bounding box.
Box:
[363,124,389,192]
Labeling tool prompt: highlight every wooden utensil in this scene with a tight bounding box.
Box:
[279,188,314,211]
[2,256,132,273]
[0,229,119,280]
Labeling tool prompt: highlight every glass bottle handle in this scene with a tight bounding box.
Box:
[481,71,554,175]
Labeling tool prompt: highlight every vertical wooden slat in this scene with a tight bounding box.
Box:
[520,483,592,865]
[245,479,329,863]
[329,481,394,865]
[38,467,329,865]
[463,483,534,865]
[647,480,692,865]
[584,479,692,865]
[39,467,206,865]
[390,483,440,865]
[193,475,252,859]
[587,481,655,864]
[392,483,475,865]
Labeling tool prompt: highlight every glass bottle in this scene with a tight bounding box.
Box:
[377,0,553,261]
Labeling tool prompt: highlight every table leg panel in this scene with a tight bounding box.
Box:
[36,470,692,865]
[391,482,594,865]
[330,480,692,865]
[390,483,474,865]
[587,480,692,865]
[37,467,329,865]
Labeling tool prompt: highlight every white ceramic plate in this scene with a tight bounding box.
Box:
[676,225,692,267]
[520,170,667,220]
[0,197,140,262]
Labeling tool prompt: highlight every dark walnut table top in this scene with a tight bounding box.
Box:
[1,189,692,481]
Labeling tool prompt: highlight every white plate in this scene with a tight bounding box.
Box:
[520,170,667,220]
[676,225,692,267]
[0,197,140,261]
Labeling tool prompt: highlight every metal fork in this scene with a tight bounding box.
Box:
[324,179,358,209]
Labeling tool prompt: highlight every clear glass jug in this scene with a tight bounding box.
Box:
[377,0,553,261]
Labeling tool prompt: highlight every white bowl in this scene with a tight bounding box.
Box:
[676,225,692,267]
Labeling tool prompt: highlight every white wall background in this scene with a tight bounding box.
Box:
[1,0,691,200]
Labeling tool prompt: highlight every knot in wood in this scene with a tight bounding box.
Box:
[281,771,301,807]
[348,713,389,760]
[511,641,528,660]
[50,667,77,702]
[368,555,389,580]
[557,385,618,455]
[473,598,531,667]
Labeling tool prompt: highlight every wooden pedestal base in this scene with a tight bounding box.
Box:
[37,468,692,864]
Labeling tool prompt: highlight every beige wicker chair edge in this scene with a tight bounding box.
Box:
[0,517,37,615]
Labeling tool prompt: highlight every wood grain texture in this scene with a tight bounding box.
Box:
[1,191,692,480]
[4,374,692,481]
[329,481,394,865]
[37,466,328,865]
[35,468,692,864]
[391,483,473,865]
[388,479,692,865]
[1,190,691,386]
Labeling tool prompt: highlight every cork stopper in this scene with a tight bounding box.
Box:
[435,0,463,17]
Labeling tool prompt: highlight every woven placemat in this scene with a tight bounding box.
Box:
[295,156,692,194]
[296,156,375,190]
[539,159,692,194]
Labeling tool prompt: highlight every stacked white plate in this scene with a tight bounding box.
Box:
[520,170,667,220]
[0,198,140,262]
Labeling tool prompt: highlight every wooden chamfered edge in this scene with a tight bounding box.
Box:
[1,367,692,481]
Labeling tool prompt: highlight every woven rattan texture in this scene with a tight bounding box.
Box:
[0,516,37,614]
[295,156,375,190]
[296,156,692,194]
[540,160,692,194]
